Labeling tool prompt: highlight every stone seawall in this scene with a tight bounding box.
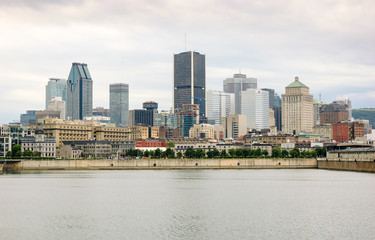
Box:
[317,160,375,173]
[13,158,317,170]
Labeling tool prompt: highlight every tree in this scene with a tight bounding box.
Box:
[242,149,250,158]
[206,150,214,158]
[262,150,269,157]
[6,151,12,158]
[315,148,327,158]
[228,149,236,158]
[212,149,220,158]
[32,151,41,157]
[220,150,227,158]
[235,149,243,158]
[289,148,300,158]
[184,148,196,158]
[144,150,150,157]
[281,150,289,158]
[177,152,183,158]
[165,148,175,158]
[12,144,21,157]
[254,148,262,157]
[272,148,281,158]
[23,149,33,157]
[196,149,205,158]
[168,141,175,148]
[154,148,162,158]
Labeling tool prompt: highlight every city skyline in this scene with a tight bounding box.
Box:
[1,0,374,124]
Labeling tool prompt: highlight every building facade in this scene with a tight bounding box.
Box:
[206,90,235,125]
[282,77,313,134]
[21,127,56,158]
[189,124,215,139]
[45,78,67,109]
[110,83,129,127]
[173,51,206,118]
[66,63,93,120]
[223,73,257,114]
[240,89,269,130]
[223,114,247,139]
[47,97,66,119]
[261,88,275,109]
[320,102,349,125]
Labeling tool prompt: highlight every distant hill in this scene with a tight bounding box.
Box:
[352,108,375,128]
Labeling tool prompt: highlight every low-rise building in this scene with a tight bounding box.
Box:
[0,136,12,157]
[111,140,135,156]
[62,140,112,159]
[189,124,215,139]
[57,145,82,159]
[21,126,56,158]
[256,134,296,147]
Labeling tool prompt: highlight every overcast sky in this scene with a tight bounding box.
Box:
[0,0,374,124]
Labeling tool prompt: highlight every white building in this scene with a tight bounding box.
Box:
[223,115,247,139]
[206,90,235,125]
[47,97,66,119]
[240,89,269,130]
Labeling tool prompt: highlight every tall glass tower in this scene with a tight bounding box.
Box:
[66,63,93,120]
[110,83,129,127]
[173,51,206,118]
[45,78,67,108]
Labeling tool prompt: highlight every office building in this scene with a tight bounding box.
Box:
[178,104,199,137]
[47,97,66,119]
[240,89,269,130]
[223,73,257,114]
[273,106,282,132]
[282,77,313,134]
[334,96,352,120]
[333,121,365,143]
[20,110,37,127]
[45,78,67,109]
[223,115,247,139]
[173,51,206,118]
[261,88,275,109]
[274,93,282,107]
[110,83,129,127]
[320,102,349,125]
[93,107,110,117]
[189,124,215,139]
[154,110,178,129]
[313,99,328,125]
[66,63,93,120]
[206,90,235,125]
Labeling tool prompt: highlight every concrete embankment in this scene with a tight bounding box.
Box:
[317,159,375,173]
[9,158,317,171]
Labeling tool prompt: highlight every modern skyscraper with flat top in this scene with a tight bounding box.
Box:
[173,51,206,118]
[223,73,257,114]
[110,83,129,127]
[66,63,93,120]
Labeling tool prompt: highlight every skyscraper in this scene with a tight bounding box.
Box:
[66,63,93,120]
[206,90,235,125]
[240,89,269,130]
[173,51,206,118]
[282,77,313,134]
[261,88,275,109]
[110,83,129,127]
[45,78,67,108]
[223,73,257,114]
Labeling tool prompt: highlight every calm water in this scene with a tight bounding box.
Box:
[1,169,375,240]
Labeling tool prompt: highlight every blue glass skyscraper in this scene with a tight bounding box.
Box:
[66,63,93,120]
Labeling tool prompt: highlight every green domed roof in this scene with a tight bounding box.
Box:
[286,77,309,88]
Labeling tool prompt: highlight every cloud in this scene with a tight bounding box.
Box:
[0,0,374,124]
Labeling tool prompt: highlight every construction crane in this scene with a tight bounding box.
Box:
[183,95,206,118]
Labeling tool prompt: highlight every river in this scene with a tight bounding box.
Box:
[1,169,375,239]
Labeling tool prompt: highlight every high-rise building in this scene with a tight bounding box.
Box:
[128,101,158,127]
[223,73,257,114]
[313,99,328,126]
[47,97,66,119]
[173,51,206,118]
[274,93,282,107]
[240,89,269,130]
[223,114,247,139]
[320,102,349,125]
[66,63,93,120]
[334,96,352,120]
[178,104,199,137]
[110,83,129,127]
[261,88,275,109]
[206,90,235,125]
[154,110,178,129]
[45,78,67,109]
[273,106,282,132]
[282,77,313,134]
